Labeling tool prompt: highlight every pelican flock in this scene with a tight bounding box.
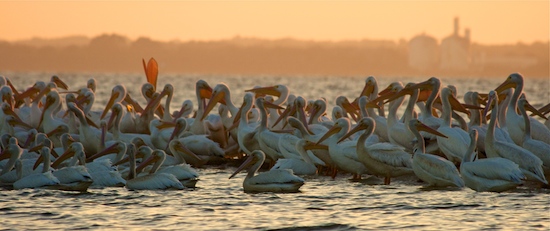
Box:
[0,59,549,193]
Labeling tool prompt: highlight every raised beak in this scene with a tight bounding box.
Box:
[359,83,375,99]
[272,105,295,128]
[101,91,120,119]
[15,86,39,101]
[245,86,282,98]
[201,90,225,121]
[136,154,158,174]
[87,142,119,162]
[337,123,366,143]
[495,78,515,94]
[143,58,158,90]
[315,124,341,145]
[229,154,255,179]
[448,94,470,115]
[51,76,69,90]
[341,99,359,121]
[383,87,413,104]
[50,148,75,169]
[415,121,448,138]
[141,89,168,118]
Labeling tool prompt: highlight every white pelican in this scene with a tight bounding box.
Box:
[229,150,305,193]
[465,91,488,153]
[125,144,184,190]
[172,99,194,122]
[54,142,126,188]
[233,92,261,156]
[380,82,416,151]
[315,117,368,180]
[338,117,413,185]
[495,73,550,145]
[518,99,550,173]
[255,97,287,162]
[13,147,60,190]
[335,96,359,122]
[460,129,525,192]
[245,84,290,129]
[203,83,240,122]
[175,133,225,164]
[137,149,199,188]
[167,140,208,168]
[67,102,105,155]
[46,147,94,192]
[410,77,443,132]
[484,91,547,184]
[307,98,334,129]
[189,80,215,135]
[0,142,26,184]
[159,84,175,121]
[356,76,389,142]
[15,81,48,129]
[435,87,470,165]
[272,138,322,175]
[150,118,186,150]
[107,103,153,147]
[100,84,127,120]
[408,119,464,188]
[287,117,334,167]
[37,90,67,135]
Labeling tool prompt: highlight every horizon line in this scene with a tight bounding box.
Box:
[3,33,549,46]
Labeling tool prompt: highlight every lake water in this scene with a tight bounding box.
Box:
[2,73,549,230]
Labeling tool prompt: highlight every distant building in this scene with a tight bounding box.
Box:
[439,17,471,71]
[408,33,439,71]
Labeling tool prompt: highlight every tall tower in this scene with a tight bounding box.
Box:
[454,17,459,36]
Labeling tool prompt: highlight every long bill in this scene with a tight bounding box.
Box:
[315,124,342,145]
[337,123,367,143]
[228,154,255,179]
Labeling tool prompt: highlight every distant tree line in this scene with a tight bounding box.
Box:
[0,34,547,78]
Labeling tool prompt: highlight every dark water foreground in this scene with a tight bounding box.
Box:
[1,168,549,230]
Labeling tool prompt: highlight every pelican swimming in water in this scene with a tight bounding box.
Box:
[484,91,547,184]
[460,129,525,192]
[408,119,464,188]
[229,150,305,193]
[124,144,184,190]
[137,148,199,188]
[495,73,550,145]
[13,147,60,190]
[338,117,413,185]
[517,98,550,176]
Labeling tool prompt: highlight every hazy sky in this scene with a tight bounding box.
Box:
[1,1,548,44]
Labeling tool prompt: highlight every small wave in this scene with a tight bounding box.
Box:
[267,223,356,231]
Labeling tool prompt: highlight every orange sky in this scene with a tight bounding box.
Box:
[1,1,548,44]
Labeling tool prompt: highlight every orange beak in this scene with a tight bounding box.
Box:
[143,58,159,90]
